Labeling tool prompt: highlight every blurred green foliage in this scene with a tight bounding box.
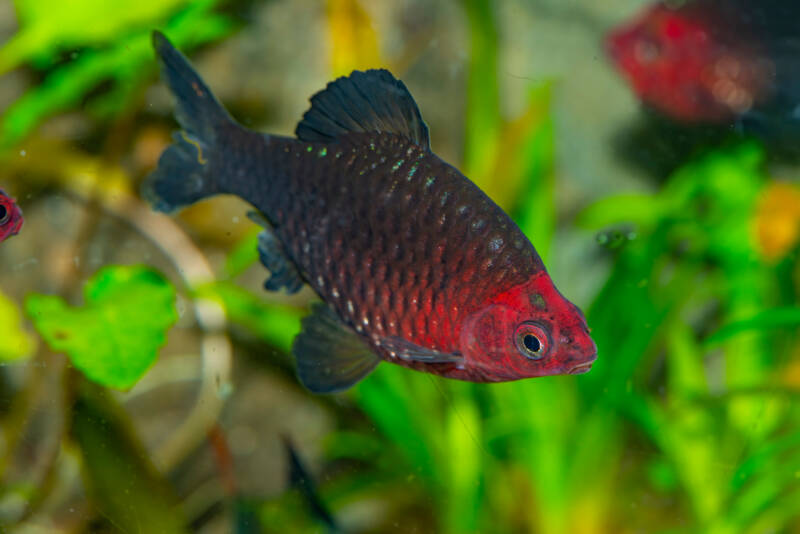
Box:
[1,0,187,73]
[0,0,233,150]
[194,280,302,352]
[0,289,35,361]
[580,142,799,533]
[707,307,800,344]
[0,0,798,532]
[278,2,797,533]
[72,383,188,533]
[26,265,177,389]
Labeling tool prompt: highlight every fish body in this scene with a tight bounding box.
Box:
[606,0,800,126]
[145,32,596,392]
[0,189,23,242]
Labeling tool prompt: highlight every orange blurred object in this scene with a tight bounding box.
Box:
[754,181,800,261]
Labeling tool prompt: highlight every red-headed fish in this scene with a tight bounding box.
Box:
[144,32,597,393]
[606,0,799,127]
[0,189,23,242]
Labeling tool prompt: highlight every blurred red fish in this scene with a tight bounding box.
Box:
[606,0,799,126]
[0,189,23,243]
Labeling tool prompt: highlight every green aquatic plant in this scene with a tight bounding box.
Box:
[281,1,798,531]
[26,265,178,389]
[335,141,799,534]
[0,0,189,74]
[1,1,798,531]
[194,280,302,353]
[0,289,36,362]
[73,382,188,533]
[0,0,233,150]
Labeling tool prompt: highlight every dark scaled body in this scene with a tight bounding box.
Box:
[145,32,597,392]
[228,132,542,370]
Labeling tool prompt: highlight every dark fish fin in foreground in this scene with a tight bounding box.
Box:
[295,69,430,149]
[282,436,340,533]
[143,31,235,213]
[247,211,304,294]
[292,303,379,393]
[232,499,262,534]
[380,336,464,364]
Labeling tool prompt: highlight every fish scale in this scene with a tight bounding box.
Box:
[229,132,540,359]
[145,31,597,392]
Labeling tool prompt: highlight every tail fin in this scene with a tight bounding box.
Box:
[143,31,234,213]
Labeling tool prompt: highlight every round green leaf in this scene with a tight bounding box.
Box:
[25,265,177,389]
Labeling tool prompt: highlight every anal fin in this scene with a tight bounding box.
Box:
[247,211,304,294]
[292,303,380,393]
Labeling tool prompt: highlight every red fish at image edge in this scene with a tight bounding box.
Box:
[143,31,597,393]
[0,190,23,243]
[606,0,800,127]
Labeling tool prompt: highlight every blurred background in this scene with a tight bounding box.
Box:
[0,0,799,532]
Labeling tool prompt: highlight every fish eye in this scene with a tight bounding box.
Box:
[0,204,8,224]
[523,334,540,352]
[514,322,550,360]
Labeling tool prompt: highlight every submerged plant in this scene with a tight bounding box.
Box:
[0,0,797,532]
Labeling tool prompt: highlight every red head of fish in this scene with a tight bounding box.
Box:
[606,2,776,123]
[0,190,23,243]
[455,271,597,381]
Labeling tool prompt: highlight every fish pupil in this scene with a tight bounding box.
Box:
[523,334,541,353]
[0,204,7,224]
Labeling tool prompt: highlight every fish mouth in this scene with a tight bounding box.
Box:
[567,356,596,375]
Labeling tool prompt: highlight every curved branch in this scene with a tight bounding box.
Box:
[100,194,233,471]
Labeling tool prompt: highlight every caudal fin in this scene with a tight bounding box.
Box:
[143,31,234,213]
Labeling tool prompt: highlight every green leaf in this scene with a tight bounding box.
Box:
[444,396,482,533]
[461,0,500,182]
[705,307,800,345]
[512,83,556,261]
[72,383,188,533]
[223,228,260,279]
[25,265,177,389]
[0,289,36,361]
[576,193,662,230]
[0,0,233,149]
[1,0,191,74]
[351,366,442,483]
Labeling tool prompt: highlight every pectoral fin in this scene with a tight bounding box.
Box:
[380,336,464,364]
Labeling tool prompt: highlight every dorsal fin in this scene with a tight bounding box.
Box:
[295,69,430,149]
